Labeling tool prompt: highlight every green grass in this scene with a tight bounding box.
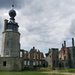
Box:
[59,68,75,73]
[0,71,68,75]
[0,67,74,75]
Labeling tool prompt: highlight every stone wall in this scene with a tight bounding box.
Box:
[23,47,45,68]
[52,48,58,68]
[45,48,58,68]
[0,57,23,71]
[59,38,75,68]
[1,31,20,57]
[45,53,52,67]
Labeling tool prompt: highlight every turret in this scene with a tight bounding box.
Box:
[4,19,8,31]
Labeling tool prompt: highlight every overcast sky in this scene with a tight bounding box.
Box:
[0,0,75,55]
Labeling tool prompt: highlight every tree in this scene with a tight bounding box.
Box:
[45,48,51,57]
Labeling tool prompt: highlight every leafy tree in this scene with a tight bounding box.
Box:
[45,48,51,57]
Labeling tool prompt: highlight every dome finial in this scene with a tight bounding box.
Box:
[9,2,16,18]
[9,2,16,23]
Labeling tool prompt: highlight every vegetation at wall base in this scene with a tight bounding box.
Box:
[23,67,53,71]
[37,67,53,71]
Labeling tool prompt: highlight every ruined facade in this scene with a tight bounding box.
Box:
[23,47,45,68]
[59,38,75,68]
[45,38,75,69]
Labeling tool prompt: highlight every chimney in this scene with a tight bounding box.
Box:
[33,46,35,50]
[72,38,74,48]
[62,44,63,47]
[64,41,66,47]
[4,19,8,31]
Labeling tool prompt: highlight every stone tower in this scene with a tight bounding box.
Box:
[51,48,58,69]
[45,48,58,69]
[1,6,20,57]
[0,6,23,71]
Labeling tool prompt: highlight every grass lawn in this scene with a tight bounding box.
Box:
[59,68,75,73]
[0,71,70,75]
[0,67,75,75]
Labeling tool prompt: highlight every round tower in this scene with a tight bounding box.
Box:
[1,6,20,57]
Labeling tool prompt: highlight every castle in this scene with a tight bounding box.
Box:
[0,6,75,71]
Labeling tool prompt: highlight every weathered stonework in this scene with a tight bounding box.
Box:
[1,31,20,57]
[59,38,75,68]
[0,57,23,71]
[45,48,59,68]
[23,47,45,68]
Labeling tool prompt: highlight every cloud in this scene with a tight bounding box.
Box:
[0,0,23,9]
[0,18,3,53]
[15,0,75,53]
[0,18,3,36]
[69,20,75,37]
[0,0,75,55]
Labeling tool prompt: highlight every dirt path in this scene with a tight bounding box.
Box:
[42,71,75,75]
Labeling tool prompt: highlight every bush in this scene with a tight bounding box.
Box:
[37,67,53,71]
[23,67,37,71]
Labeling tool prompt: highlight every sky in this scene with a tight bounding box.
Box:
[0,0,75,55]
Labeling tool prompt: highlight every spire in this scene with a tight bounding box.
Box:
[12,2,14,9]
